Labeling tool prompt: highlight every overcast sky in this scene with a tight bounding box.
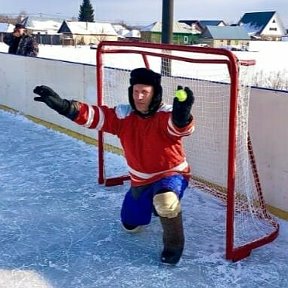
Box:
[1,0,288,26]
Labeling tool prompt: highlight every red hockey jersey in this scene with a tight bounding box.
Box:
[74,102,195,187]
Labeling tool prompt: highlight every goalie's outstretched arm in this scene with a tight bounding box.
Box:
[33,85,79,120]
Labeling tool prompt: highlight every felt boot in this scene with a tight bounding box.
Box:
[160,212,184,265]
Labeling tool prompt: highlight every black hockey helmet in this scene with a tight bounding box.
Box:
[128,68,162,117]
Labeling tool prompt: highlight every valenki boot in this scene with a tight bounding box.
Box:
[160,212,185,265]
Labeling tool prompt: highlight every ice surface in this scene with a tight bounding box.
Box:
[0,110,287,288]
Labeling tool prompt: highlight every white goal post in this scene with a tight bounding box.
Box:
[95,41,279,261]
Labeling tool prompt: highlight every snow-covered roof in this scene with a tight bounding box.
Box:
[198,20,226,29]
[239,23,261,36]
[141,21,192,33]
[28,20,62,32]
[0,23,16,33]
[112,24,140,38]
[59,21,118,36]
[22,16,63,33]
[113,24,127,33]
[0,23,9,33]
[238,11,275,34]
[124,29,141,38]
[179,20,226,30]
[115,28,130,37]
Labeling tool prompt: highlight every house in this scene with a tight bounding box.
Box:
[200,25,250,49]
[238,11,286,40]
[22,16,63,34]
[57,21,118,45]
[21,16,63,45]
[179,20,226,34]
[140,21,196,45]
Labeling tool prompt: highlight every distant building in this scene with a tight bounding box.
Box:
[201,25,250,49]
[22,16,63,34]
[21,16,63,45]
[179,20,226,34]
[238,11,286,40]
[57,21,118,45]
[140,21,196,45]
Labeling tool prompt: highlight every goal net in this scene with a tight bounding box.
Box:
[95,41,279,261]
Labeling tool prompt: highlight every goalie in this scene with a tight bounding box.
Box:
[33,67,195,265]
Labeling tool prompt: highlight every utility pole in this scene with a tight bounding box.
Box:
[161,0,174,44]
[161,0,174,75]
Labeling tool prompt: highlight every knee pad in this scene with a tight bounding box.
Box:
[153,191,181,218]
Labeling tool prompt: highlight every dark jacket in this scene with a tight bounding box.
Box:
[3,33,39,57]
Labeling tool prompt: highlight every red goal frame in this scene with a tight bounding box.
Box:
[95,40,279,262]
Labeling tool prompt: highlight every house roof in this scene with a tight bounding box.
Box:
[0,23,24,33]
[198,20,226,29]
[124,29,141,38]
[111,24,140,38]
[58,21,118,36]
[179,20,226,30]
[202,25,250,40]
[22,16,63,34]
[0,23,9,33]
[141,21,191,33]
[113,24,127,33]
[238,11,276,35]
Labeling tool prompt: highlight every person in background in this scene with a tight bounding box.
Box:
[3,23,39,57]
[33,68,195,265]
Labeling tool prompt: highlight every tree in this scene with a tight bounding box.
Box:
[78,0,95,22]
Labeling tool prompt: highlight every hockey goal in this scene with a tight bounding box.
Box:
[95,41,279,261]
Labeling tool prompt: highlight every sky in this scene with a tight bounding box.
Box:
[0,108,288,288]
[0,0,288,26]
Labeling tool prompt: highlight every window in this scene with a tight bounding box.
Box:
[269,27,277,31]
[184,35,189,44]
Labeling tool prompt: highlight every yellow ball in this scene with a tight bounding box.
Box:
[175,89,187,102]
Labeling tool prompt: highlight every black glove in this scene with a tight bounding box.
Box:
[33,85,78,120]
[172,86,194,128]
